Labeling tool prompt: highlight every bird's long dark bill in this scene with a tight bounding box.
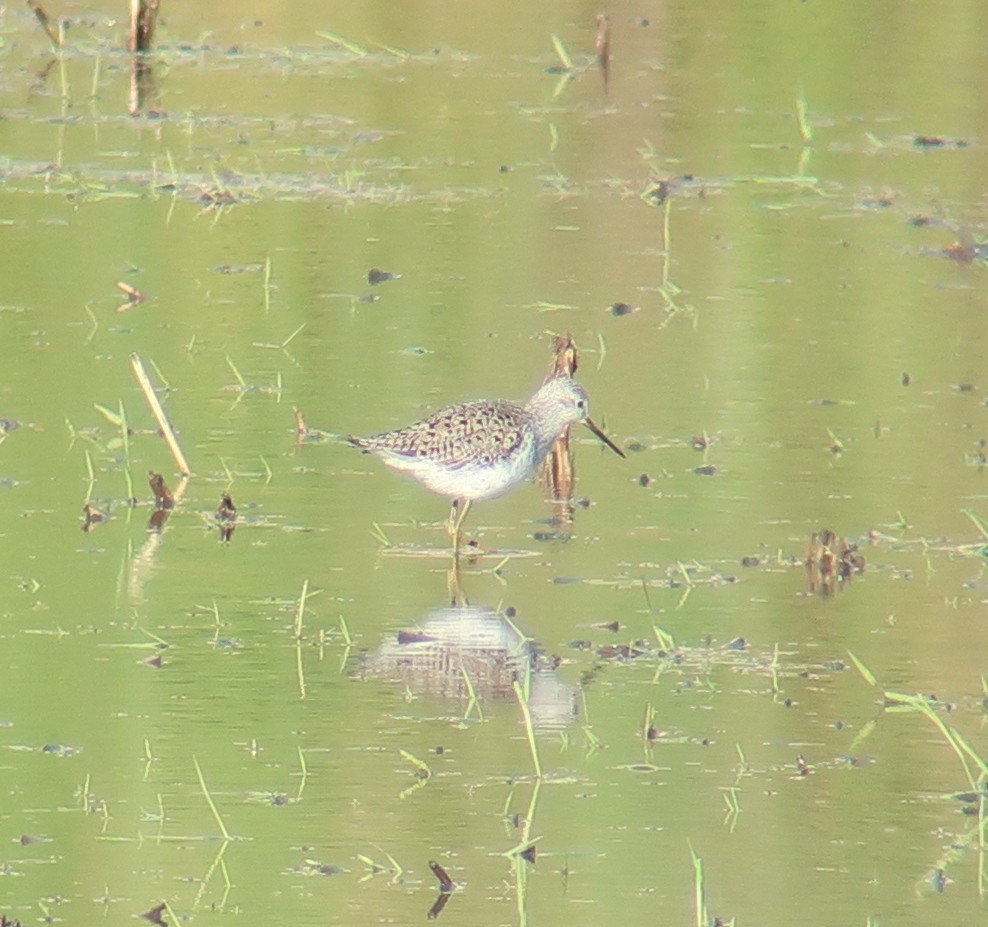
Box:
[584,418,625,458]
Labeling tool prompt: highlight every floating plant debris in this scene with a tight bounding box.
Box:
[429,859,455,893]
[367,267,400,285]
[594,13,610,88]
[216,493,237,542]
[643,179,671,205]
[139,902,167,926]
[82,503,107,532]
[914,135,967,148]
[806,529,865,595]
[115,280,146,310]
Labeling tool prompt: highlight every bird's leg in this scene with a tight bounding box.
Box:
[448,498,472,559]
[446,567,469,607]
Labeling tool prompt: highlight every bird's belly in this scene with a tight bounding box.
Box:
[409,455,535,501]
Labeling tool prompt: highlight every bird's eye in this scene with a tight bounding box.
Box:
[577,399,586,410]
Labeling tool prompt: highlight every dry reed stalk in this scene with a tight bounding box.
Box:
[27,1,60,49]
[130,353,191,476]
[129,0,160,52]
[544,333,578,500]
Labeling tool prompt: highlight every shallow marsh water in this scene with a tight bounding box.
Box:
[1,2,987,925]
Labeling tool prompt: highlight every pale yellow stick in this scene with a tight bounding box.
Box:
[130,353,191,477]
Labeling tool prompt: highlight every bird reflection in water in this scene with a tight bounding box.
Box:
[358,597,577,734]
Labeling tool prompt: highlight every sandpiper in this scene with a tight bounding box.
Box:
[346,376,624,555]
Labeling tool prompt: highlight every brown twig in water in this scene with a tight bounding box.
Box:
[216,493,236,542]
[82,503,107,532]
[594,14,611,92]
[148,471,175,510]
[116,281,146,311]
[129,0,160,53]
[543,333,578,504]
[428,860,455,893]
[27,1,61,50]
[130,353,191,477]
[548,332,579,380]
[805,528,865,596]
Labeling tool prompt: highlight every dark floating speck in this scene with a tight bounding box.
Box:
[609,302,637,316]
[358,292,379,303]
[216,493,236,542]
[693,464,718,475]
[533,530,569,542]
[917,135,967,149]
[141,902,168,925]
[643,179,670,204]
[740,556,760,568]
[724,638,747,651]
[367,268,400,285]
[901,372,911,386]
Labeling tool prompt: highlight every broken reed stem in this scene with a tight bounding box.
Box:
[192,755,231,841]
[293,579,310,639]
[689,842,707,927]
[294,579,311,699]
[130,353,191,477]
[513,680,543,780]
[296,746,308,800]
[28,0,61,50]
[129,0,160,53]
[545,333,577,499]
[295,637,306,700]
